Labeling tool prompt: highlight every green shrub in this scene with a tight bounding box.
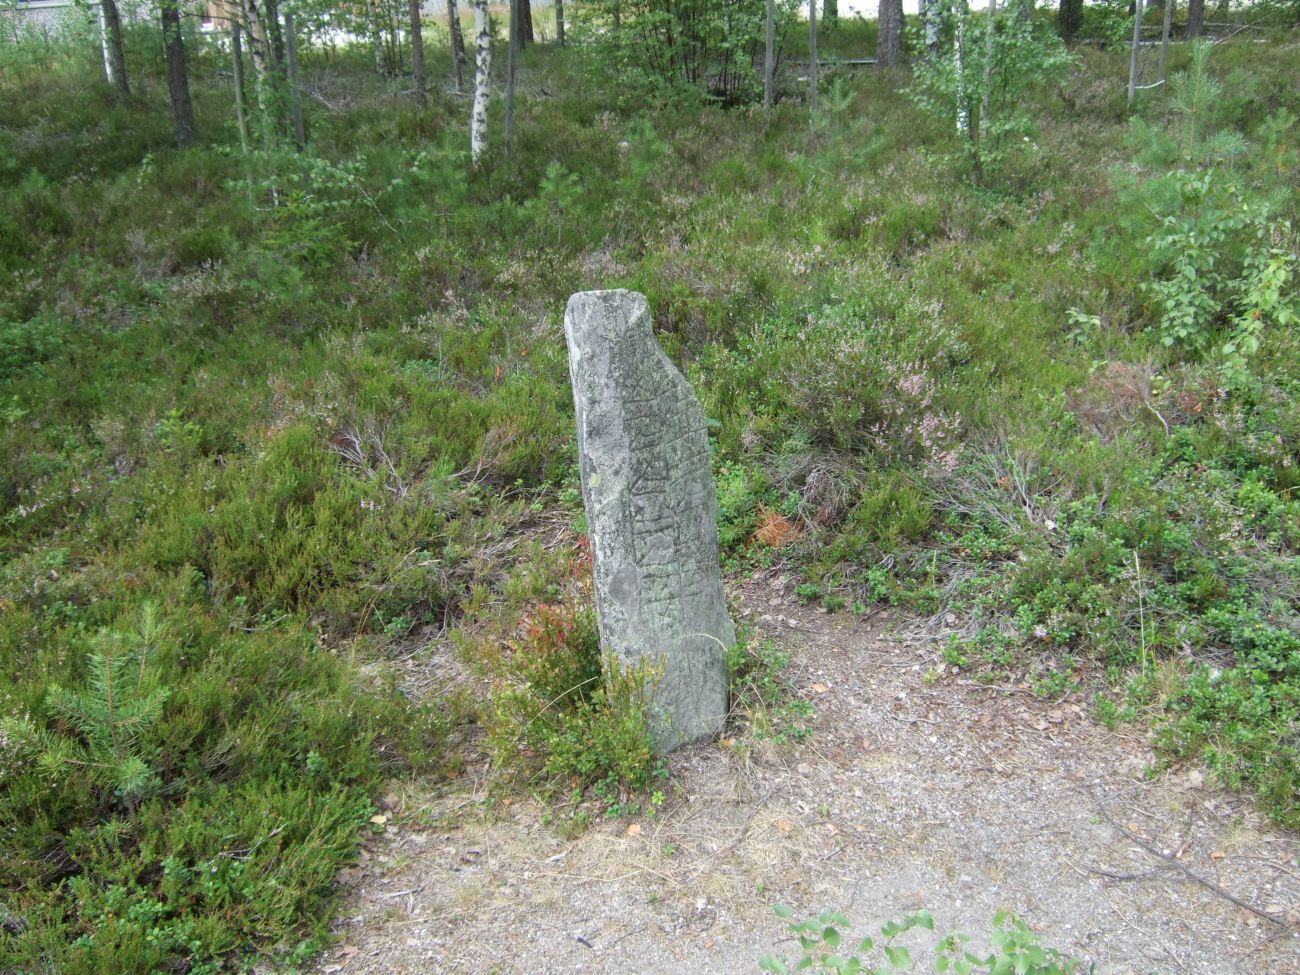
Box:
[1157,602,1300,827]
[0,596,447,973]
[705,298,965,463]
[485,591,659,805]
[909,4,1075,181]
[727,637,814,745]
[577,0,799,104]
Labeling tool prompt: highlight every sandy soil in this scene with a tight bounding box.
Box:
[314,576,1300,975]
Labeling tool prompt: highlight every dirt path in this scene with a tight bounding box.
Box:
[316,579,1300,975]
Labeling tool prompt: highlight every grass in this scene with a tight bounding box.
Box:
[1,7,1298,971]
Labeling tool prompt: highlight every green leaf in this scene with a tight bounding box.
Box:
[884,946,913,970]
[823,927,842,949]
[774,904,795,919]
[759,957,789,974]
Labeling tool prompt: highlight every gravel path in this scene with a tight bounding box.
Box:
[315,579,1300,975]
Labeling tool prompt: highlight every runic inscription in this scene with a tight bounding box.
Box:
[564,290,734,752]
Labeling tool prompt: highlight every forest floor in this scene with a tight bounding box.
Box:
[312,577,1300,975]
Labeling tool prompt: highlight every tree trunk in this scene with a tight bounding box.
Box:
[877,0,902,66]
[1187,0,1203,36]
[243,0,284,82]
[470,0,490,163]
[264,0,286,70]
[231,23,251,153]
[160,0,196,147]
[1157,0,1172,82]
[409,0,427,107]
[1058,0,1083,39]
[923,0,939,57]
[505,0,518,154]
[243,0,290,139]
[516,0,533,46]
[243,0,271,83]
[284,8,306,145]
[764,0,775,109]
[955,0,969,137]
[449,0,467,92]
[101,0,130,99]
[555,0,565,46]
[1127,0,1144,110]
[982,0,996,134]
[808,0,818,115]
[369,0,386,73]
[97,3,114,88]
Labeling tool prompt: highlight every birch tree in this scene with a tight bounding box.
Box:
[470,0,490,163]
[101,0,130,99]
[955,0,969,137]
[911,0,1072,180]
[923,0,940,56]
[242,0,291,138]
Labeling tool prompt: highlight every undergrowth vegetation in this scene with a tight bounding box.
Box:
[760,905,1083,975]
[1,8,1298,972]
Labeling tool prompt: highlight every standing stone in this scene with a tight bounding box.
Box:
[564,290,734,753]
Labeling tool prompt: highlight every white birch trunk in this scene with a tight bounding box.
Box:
[955,2,969,137]
[925,0,940,56]
[470,0,491,164]
[98,3,114,85]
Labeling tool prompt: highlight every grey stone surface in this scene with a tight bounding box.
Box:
[564,290,733,753]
